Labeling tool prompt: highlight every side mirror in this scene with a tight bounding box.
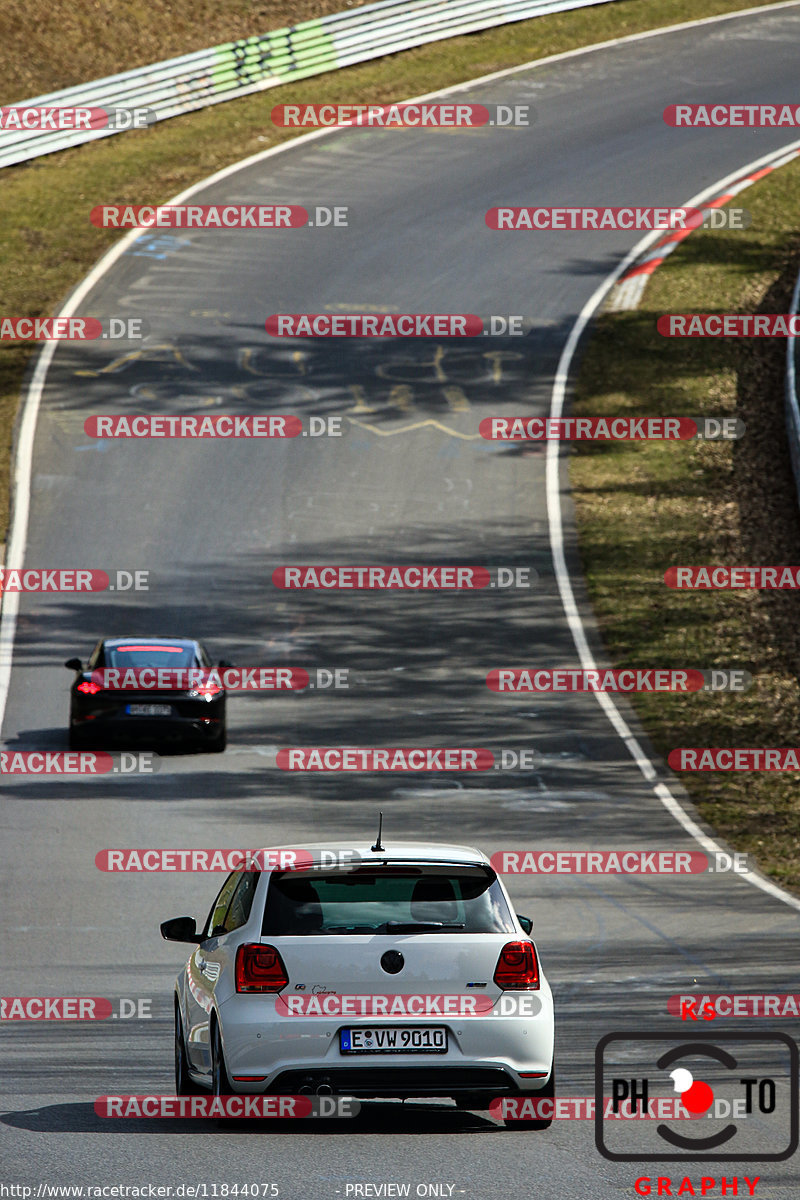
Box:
[65,658,83,671]
[517,914,533,934]
[218,659,234,670]
[160,916,202,944]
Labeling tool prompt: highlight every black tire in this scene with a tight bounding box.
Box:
[504,1063,555,1130]
[211,1021,230,1097]
[174,1006,203,1095]
[208,725,227,753]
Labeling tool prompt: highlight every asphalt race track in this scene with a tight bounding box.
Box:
[3,5,800,1197]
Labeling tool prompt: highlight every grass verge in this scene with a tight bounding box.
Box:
[571,157,800,891]
[0,0,789,542]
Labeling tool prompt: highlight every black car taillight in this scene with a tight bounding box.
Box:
[493,940,540,990]
[235,944,288,993]
[188,683,222,699]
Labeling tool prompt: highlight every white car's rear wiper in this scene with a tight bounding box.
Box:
[306,921,468,934]
[318,924,376,933]
[383,920,466,932]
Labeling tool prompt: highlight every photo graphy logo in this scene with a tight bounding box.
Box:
[595,1032,798,1161]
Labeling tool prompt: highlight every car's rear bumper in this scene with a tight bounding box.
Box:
[70,711,224,745]
[214,989,554,1097]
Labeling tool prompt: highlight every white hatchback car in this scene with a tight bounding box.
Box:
[161,841,555,1128]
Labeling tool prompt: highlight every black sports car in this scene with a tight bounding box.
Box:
[66,637,229,753]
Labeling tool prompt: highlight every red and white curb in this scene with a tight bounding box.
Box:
[606,145,800,312]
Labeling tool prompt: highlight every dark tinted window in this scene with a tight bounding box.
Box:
[261,866,515,935]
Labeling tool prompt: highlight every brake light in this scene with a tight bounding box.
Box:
[493,940,540,990]
[191,682,222,699]
[77,680,101,695]
[116,645,183,653]
[235,944,288,993]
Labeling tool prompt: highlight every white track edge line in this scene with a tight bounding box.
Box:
[546,138,800,915]
[1,0,799,749]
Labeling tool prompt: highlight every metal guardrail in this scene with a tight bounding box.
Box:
[0,0,616,169]
[785,268,800,509]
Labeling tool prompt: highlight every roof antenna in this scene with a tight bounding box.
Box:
[371,811,385,852]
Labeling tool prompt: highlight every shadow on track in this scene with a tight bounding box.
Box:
[0,1100,500,1136]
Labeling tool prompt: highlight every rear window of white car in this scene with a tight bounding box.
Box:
[261,866,516,935]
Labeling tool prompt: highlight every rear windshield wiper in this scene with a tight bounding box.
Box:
[287,921,468,934]
[317,925,377,933]
[382,921,466,933]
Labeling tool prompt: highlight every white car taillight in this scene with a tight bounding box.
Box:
[235,944,288,993]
